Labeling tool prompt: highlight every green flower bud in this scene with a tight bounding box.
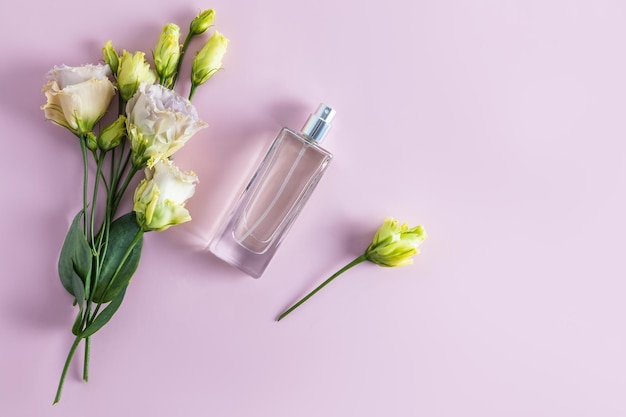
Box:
[189,9,215,35]
[98,115,127,151]
[365,218,427,267]
[102,40,119,75]
[85,131,98,151]
[154,23,181,85]
[191,31,229,88]
[117,50,157,101]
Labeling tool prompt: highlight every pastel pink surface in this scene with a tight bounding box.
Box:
[2,0,626,415]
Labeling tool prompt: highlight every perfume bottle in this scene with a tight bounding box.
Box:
[210,103,336,278]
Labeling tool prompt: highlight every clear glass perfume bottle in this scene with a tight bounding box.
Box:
[209,103,336,278]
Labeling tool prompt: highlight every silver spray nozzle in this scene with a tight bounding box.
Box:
[301,103,335,143]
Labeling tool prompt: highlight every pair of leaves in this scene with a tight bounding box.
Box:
[58,211,143,337]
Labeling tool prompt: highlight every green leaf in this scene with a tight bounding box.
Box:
[92,212,143,303]
[71,307,84,336]
[58,211,92,298]
[81,288,127,338]
[71,271,85,310]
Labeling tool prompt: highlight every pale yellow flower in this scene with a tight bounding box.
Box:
[117,51,157,101]
[189,9,215,35]
[42,64,115,135]
[126,83,207,168]
[154,23,181,84]
[365,218,427,267]
[133,159,198,232]
[191,31,229,88]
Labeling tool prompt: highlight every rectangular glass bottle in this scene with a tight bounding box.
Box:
[210,104,336,278]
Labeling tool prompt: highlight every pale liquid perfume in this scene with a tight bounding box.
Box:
[210,104,336,278]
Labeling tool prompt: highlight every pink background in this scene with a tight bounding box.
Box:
[2,0,625,415]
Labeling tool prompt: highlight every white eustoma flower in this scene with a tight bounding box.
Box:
[133,159,198,232]
[42,64,115,134]
[126,83,207,168]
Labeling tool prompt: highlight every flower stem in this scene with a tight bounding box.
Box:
[89,229,144,321]
[89,151,105,251]
[112,164,139,215]
[83,336,90,382]
[79,136,89,232]
[188,83,198,101]
[172,32,193,89]
[276,254,368,321]
[53,334,82,404]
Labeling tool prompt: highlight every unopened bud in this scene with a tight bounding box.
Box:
[189,9,215,36]
[102,41,119,75]
[154,23,181,84]
[98,115,127,151]
[191,31,229,87]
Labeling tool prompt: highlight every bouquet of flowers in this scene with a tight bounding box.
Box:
[41,9,228,404]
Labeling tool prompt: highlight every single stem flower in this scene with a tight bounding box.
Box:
[277,218,427,321]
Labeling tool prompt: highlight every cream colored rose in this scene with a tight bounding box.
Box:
[42,64,115,134]
[133,159,198,232]
[126,83,207,168]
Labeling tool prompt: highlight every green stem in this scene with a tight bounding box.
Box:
[118,94,124,116]
[82,151,108,384]
[276,254,368,321]
[114,148,132,198]
[89,151,106,252]
[172,32,194,89]
[108,141,127,207]
[112,164,139,215]
[188,83,198,101]
[92,148,110,192]
[79,136,89,233]
[53,334,83,404]
[89,229,144,321]
[83,336,90,382]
